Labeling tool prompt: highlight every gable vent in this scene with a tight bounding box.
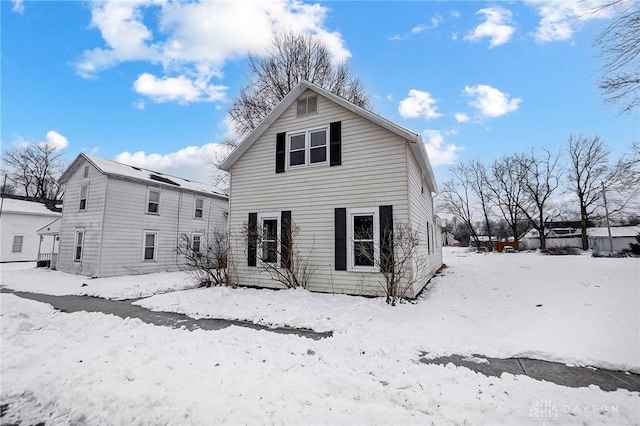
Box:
[297,96,317,117]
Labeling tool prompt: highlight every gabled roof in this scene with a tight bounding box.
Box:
[59,153,227,199]
[588,226,640,238]
[37,217,61,235]
[219,80,438,193]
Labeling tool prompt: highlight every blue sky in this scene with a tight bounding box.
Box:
[1,0,637,185]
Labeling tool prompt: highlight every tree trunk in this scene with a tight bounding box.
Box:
[580,204,589,251]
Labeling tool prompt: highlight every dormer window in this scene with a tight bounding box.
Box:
[287,127,328,168]
[297,96,317,117]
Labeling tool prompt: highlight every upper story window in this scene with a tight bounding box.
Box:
[79,184,88,211]
[83,166,89,178]
[194,197,204,219]
[287,127,328,168]
[147,188,161,214]
[297,96,317,117]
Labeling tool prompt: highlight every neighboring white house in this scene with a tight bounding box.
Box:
[0,197,61,262]
[57,154,228,278]
[219,81,443,298]
[519,226,640,252]
[588,226,640,252]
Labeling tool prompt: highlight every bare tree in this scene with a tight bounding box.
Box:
[228,31,370,137]
[566,134,613,250]
[489,155,529,242]
[515,149,563,250]
[438,163,481,247]
[354,222,426,306]
[592,0,640,114]
[468,159,495,249]
[177,230,230,286]
[2,143,64,199]
[245,220,316,289]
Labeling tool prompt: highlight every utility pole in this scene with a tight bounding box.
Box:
[601,182,614,253]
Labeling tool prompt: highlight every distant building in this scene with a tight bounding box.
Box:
[519,225,640,252]
[56,154,228,277]
[0,196,61,262]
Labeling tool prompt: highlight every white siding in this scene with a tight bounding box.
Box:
[228,91,412,296]
[58,159,107,276]
[406,149,443,297]
[0,212,60,262]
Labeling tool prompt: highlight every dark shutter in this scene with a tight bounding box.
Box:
[335,208,347,270]
[379,205,393,273]
[248,212,257,266]
[329,121,341,166]
[281,210,292,269]
[276,132,286,173]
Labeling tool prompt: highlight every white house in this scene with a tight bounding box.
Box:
[0,196,61,263]
[220,81,443,298]
[57,154,228,278]
[588,226,640,253]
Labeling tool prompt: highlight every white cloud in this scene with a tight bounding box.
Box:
[411,16,442,34]
[524,0,624,42]
[74,0,351,105]
[422,130,462,167]
[398,90,442,120]
[454,113,470,123]
[133,73,227,104]
[11,0,24,14]
[45,131,69,150]
[464,7,515,47]
[115,143,233,185]
[464,85,522,118]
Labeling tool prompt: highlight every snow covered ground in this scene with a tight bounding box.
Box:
[1,248,639,424]
[0,262,196,299]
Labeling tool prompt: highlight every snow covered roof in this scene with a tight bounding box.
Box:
[588,226,640,238]
[37,217,61,235]
[219,80,438,193]
[60,154,227,200]
[0,198,62,217]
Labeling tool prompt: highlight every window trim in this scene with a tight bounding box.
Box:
[12,235,23,253]
[286,126,329,169]
[79,184,89,211]
[347,207,379,272]
[146,187,161,215]
[194,196,204,219]
[257,212,280,266]
[74,229,84,262]
[142,230,158,261]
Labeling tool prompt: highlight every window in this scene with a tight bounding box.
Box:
[287,127,328,168]
[257,213,279,264]
[79,185,88,210]
[12,236,23,253]
[143,231,158,261]
[194,197,204,219]
[83,166,89,178]
[192,233,202,253]
[347,207,379,271]
[74,229,84,262]
[296,96,317,117]
[147,188,160,214]
[426,223,431,254]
